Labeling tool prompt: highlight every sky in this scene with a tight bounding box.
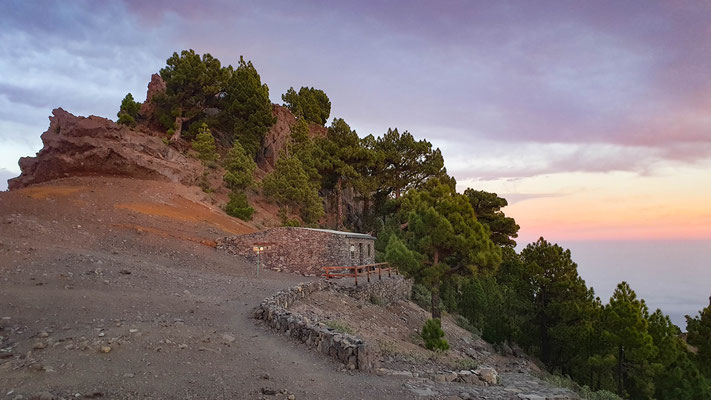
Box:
[2,1,710,324]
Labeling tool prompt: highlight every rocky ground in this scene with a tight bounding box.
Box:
[288,287,578,400]
[0,176,576,399]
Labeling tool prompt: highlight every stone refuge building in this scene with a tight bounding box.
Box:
[216,227,376,275]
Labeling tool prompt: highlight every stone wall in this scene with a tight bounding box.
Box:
[253,280,377,370]
[217,227,375,275]
[339,275,412,305]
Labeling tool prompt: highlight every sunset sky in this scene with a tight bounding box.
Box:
[2,1,710,320]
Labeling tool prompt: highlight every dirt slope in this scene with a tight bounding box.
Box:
[0,177,413,399]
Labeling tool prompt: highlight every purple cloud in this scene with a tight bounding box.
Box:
[1,0,710,179]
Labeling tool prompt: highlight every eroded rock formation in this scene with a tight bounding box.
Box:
[8,108,200,190]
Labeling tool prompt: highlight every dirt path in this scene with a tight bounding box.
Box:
[0,177,415,399]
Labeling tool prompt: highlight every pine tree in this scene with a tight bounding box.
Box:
[117,93,141,126]
[155,50,228,140]
[686,297,711,378]
[223,141,256,190]
[281,86,331,125]
[650,309,711,400]
[386,176,500,318]
[225,191,254,221]
[263,155,324,224]
[464,189,520,247]
[519,238,596,373]
[192,123,218,166]
[220,56,276,156]
[603,282,657,399]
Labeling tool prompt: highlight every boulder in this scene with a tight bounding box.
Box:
[475,367,499,385]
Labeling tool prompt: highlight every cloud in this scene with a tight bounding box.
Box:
[1,0,710,182]
[0,168,18,191]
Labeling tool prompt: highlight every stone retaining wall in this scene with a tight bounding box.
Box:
[253,280,377,370]
[338,275,412,305]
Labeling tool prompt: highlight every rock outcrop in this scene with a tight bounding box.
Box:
[257,105,327,172]
[139,73,166,121]
[8,108,200,190]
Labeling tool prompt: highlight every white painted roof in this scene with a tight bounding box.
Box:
[298,227,376,240]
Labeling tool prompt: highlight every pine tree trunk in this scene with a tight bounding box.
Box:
[431,281,441,319]
[362,196,370,231]
[170,116,186,142]
[336,178,343,230]
[431,249,441,319]
[540,289,550,368]
[617,345,623,396]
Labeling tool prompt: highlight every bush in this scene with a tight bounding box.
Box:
[411,283,431,310]
[325,320,353,335]
[543,374,621,400]
[225,191,254,221]
[421,318,449,351]
[198,172,213,193]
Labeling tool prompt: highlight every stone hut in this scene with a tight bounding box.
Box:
[216,227,376,275]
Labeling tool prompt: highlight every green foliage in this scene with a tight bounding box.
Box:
[225,191,254,221]
[369,294,385,306]
[389,176,501,318]
[223,141,256,190]
[374,128,445,199]
[686,298,711,377]
[325,320,353,335]
[219,56,276,156]
[464,189,520,247]
[651,309,711,400]
[543,374,621,400]
[410,283,432,310]
[282,86,331,125]
[277,207,301,227]
[192,123,218,165]
[263,155,324,224]
[117,92,141,126]
[198,172,213,193]
[154,49,227,130]
[316,118,376,228]
[601,282,657,398]
[421,319,449,351]
[519,238,596,373]
[153,50,274,152]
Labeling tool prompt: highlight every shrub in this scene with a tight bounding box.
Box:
[421,318,449,351]
[369,294,385,306]
[198,172,213,193]
[411,283,431,310]
[325,320,353,335]
[225,191,254,221]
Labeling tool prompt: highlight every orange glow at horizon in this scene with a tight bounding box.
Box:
[461,162,711,244]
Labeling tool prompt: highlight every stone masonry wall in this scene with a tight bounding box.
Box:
[339,275,412,305]
[216,227,375,275]
[253,280,377,370]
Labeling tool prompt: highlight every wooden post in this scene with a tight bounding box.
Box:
[353,266,358,286]
[378,266,382,281]
[367,266,370,283]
